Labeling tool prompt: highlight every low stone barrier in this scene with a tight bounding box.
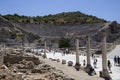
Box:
[62,60,66,64]
[56,59,60,62]
[68,61,73,66]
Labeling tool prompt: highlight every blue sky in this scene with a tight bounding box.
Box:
[0,0,120,23]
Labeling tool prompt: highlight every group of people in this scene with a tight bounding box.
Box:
[114,55,120,66]
[83,55,112,73]
[82,56,98,68]
[107,55,120,73]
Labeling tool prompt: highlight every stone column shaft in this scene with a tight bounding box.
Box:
[0,44,5,66]
[102,32,107,71]
[87,35,91,67]
[33,47,35,53]
[44,41,47,58]
[76,38,79,64]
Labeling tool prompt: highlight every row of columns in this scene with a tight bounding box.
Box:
[75,31,109,77]
[32,40,47,58]
[31,30,109,78]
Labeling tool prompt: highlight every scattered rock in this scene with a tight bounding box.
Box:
[26,61,34,69]
[1,65,8,69]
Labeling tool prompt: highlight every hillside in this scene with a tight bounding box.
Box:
[0,16,40,44]
[2,11,106,25]
[0,11,120,47]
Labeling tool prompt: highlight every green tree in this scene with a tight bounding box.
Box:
[59,37,71,48]
[17,32,24,40]
[9,30,16,39]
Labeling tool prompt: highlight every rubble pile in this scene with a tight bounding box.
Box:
[0,49,75,80]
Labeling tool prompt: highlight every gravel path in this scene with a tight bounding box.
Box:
[28,53,104,80]
[107,45,120,59]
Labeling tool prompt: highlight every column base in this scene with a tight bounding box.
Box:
[86,64,91,68]
[85,64,96,76]
[99,71,112,80]
[42,54,47,58]
[85,64,91,72]
[74,63,81,71]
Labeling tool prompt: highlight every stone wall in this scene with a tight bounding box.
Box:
[4,55,40,65]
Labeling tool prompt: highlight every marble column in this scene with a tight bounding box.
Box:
[76,38,79,64]
[0,52,3,67]
[99,30,112,79]
[44,40,47,58]
[86,35,91,67]
[0,44,5,66]
[101,31,107,72]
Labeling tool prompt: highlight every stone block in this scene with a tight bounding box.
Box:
[56,59,60,62]
[68,61,73,66]
[62,60,66,64]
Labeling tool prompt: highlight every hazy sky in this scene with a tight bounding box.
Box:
[0,0,120,23]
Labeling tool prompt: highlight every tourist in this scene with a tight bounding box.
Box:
[92,53,94,58]
[53,51,55,55]
[93,58,97,68]
[83,59,86,66]
[107,60,112,73]
[117,56,120,66]
[61,49,65,56]
[114,55,117,66]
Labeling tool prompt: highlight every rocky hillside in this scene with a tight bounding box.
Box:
[0,16,40,44]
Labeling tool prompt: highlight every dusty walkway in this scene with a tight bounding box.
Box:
[27,53,104,80]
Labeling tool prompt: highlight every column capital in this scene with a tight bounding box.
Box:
[101,30,107,37]
[86,34,91,38]
[75,36,79,39]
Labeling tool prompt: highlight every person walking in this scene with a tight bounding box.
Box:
[114,55,117,66]
[107,60,112,73]
[93,58,97,68]
[92,53,94,59]
[83,59,86,66]
[117,56,120,66]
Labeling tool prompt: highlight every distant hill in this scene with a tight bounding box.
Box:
[1,11,106,25]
